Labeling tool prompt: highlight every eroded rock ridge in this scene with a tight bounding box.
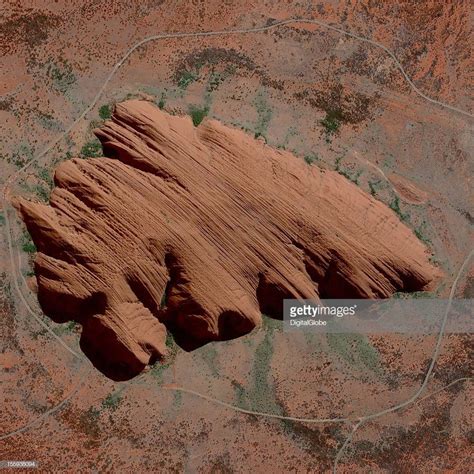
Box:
[16,100,439,379]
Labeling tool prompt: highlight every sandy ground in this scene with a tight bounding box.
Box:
[1,1,473,472]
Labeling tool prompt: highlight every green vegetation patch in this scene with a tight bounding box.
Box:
[52,320,77,336]
[198,344,219,376]
[172,391,183,409]
[206,66,235,94]
[231,380,248,409]
[233,314,283,414]
[149,332,179,384]
[78,407,101,439]
[10,143,33,168]
[327,333,383,376]
[47,59,76,94]
[414,221,432,245]
[102,391,122,411]
[253,90,272,139]
[334,155,363,184]
[38,167,53,187]
[21,231,36,254]
[157,93,166,110]
[98,104,112,120]
[338,168,362,185]
[295,82,379,129]
[177,69,199,90]
[37,111,62,131]
[189,104,209,127]
[304,153,319,165]
[389,196,410,222]
[33,184,50,202]
[368,179,382,196]
[81,139,102,158]
[392,291,435,299]
[320,109,341,136]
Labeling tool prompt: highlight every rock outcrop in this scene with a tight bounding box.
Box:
[15,100,439,379]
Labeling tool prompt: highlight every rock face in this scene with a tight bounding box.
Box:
[15,100,439,380]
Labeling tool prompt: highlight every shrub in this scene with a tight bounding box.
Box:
[98,104,112,120]
[38,167,53,187]
[81,139,102,158]
[253,91,272,139]
[414,222,432,244]
[189,105,209,127]
[368,180,381,196]
[389,196,410,222]
[34,184,50,202]
[338,168,362,185]
[47,60,76,94]
[52,320,77,336]
[177,70,198,89]
[21,232,36,254]
[102,392,122,411]
[320,110,341,135]
[304,153,318,165]
[157,95,166,110]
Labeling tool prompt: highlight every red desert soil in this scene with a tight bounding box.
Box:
[388,173,429,205]
[14,100,439,380]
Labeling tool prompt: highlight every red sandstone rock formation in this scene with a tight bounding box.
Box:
[15,100,439,379]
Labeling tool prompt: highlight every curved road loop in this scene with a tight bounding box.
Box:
[1,16,472,473]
